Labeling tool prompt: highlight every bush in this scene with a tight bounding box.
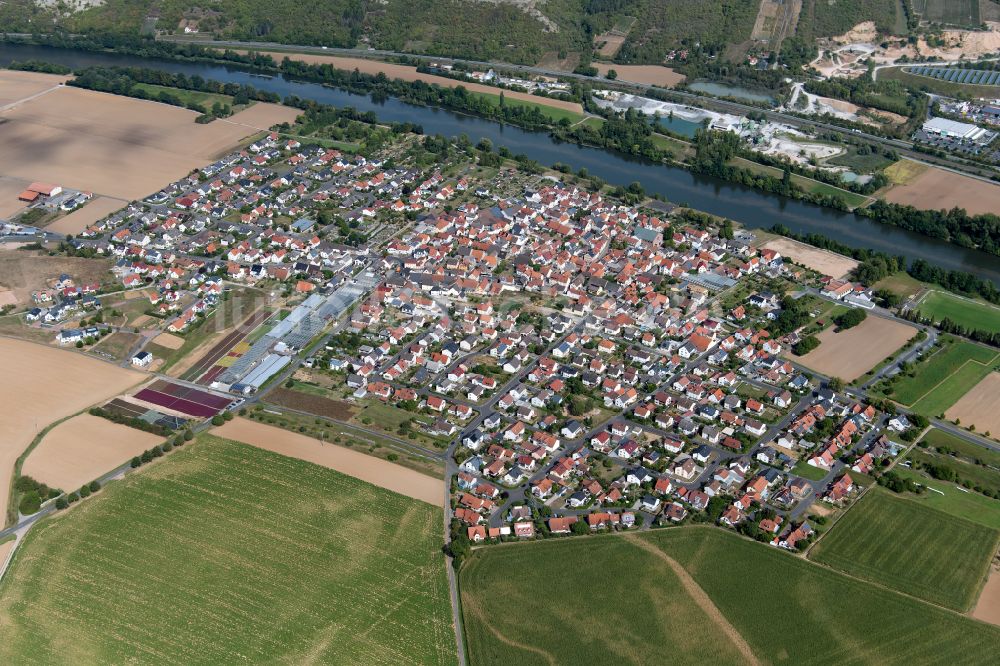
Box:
[79,485,92,499]
[834,309,867,330]
[55,496,69,510]
[68,492,80,504]
[162,441,173,453]
[141,450,153,463]
[211,414,225,426]
[793,335,820,356]
[183,430,194,441]
[89,481,100,493]
[18,491,41,515]
[152,446,164,458]
[223,410,234,421]
[131,456,142,468]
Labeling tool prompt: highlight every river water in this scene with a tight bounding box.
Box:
[1,43,998,285]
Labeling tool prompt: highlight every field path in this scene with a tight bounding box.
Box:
[625,534,761,666]
[460,591,557,666]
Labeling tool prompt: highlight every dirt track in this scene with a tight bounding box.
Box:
[213,418,443,505]
[0,339,142,521]
[625,534,761,665]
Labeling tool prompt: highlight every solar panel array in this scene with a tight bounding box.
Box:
[905,67,1000,85]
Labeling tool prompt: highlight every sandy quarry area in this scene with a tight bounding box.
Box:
[945,373,1000,438]
[762,238,858,280]
[972,563,1000,627]
[44,197,126,235]
[213,418,444,506]
[0,339,143,521]
[234,50,584,114]
[0,76,297,200]
[797,316,917,382]
[22,413,162,492]
[883,166,1000,217]
[0,69,69,108]
[594,63,685,87]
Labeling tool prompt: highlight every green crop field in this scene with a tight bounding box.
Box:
[921,427,1000,468]
[910,359,999,416]
[919,290,1000,334]
[810,490,999,610]
[894,466,1000,529]
[0,436,456,665]
[881,336,997,410]
[462,527,1000,664]
[131,82,234,108]
[465,91,584,124]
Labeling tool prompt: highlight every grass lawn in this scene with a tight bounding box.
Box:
[921,428,1000,469]
[908,448,1000,497]
[462,527,1000,664]
[882,336,997,409]
[918,290,1000,334]
[810,489,999,610]
[730,157,870,208]
[826,146,895,173]
[792,460,828,481]
[466,90,584,124]
[893,466,1000,530]
[131,83,233,108]
[910,358,1000,416]
[872,272,925,299]
[0,435,455,664]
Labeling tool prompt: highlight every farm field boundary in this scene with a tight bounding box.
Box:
[809,489,999,611]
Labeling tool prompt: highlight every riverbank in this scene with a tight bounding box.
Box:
[2,41,999,286]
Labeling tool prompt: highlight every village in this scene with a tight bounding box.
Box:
[0,125,924,556]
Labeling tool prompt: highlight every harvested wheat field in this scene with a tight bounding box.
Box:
[236,50,584,114]
[762,237,858,279]
[945,373,1000,437]
[151,332,185,350]
[0,84,296,199]
[213,417,443,505]
[0,176,32,219]
[973,564,1000,627]
[22,413,162,492]
[594,63,685,87]
[44,197,126,235]
[797,316,916,382]
[884,166,1000,216]
[0,70,68,108]
[0,339,143,520]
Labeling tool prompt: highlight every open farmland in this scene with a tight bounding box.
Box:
[462,527,1000,664]
[0,79,297,200]
[810,489,999,610]
[761,237,858,279]
[883,164,1000,216]
[21,413,162,492]
[461,534,752,664]
[946,373,1000,437]
[881,337,997,412]
[0,69,68,107]
[0,338,142,523]
[795,314,916,382]
[213,417,444,505]
[44,197,127,235]
[0,435,456,664]
[892,466,1000,529]
[918,290,1000,334]
[593,63,686,87]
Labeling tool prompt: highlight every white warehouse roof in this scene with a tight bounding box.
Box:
[923,117,986,140]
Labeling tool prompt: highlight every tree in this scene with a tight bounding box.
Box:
[131,456,142,468]
[56,496,69,510]
[606,69,618,80]
[828,377,845,392]
[89,480,100,492]
[211,414,225,426]
[571,519,590,535]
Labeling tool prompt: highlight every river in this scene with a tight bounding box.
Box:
[2,43,998,285]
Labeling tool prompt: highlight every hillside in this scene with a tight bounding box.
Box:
[5,0,905,66]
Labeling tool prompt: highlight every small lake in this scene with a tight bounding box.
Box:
[655,115,702,138]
